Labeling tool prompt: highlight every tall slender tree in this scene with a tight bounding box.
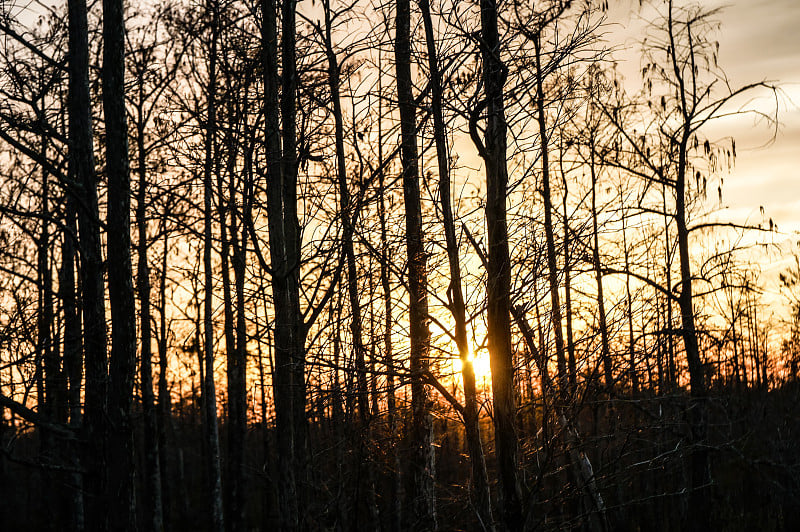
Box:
[474,0,523,528]
[260,0,309,528]
[67,0,107,527]
[395,0,436,527]
[201,2,225,530]
[419,0,493,527]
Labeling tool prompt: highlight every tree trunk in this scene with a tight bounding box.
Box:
[419,0,493,527]
[377,56,402,531]
[219,97,246,532]
[278,8,308,501]
[261,0,307,527]
[262,0,298,526]
[230,130,249,532]
[620,192,638,394]
[589,133,614,391]
[201,3,225,529]
[675,129,710,532]
[60,199,85,531]
[561,159,577,394]
[156,222,174,529]
[68,0,107,527]
[395,0,436,527]
[662,181,676,390]
[533,33,568,399]
[478,1,523,528]
[104,0,138,524]
[134,73,165,532]
[38,134,67,530]
[323,1,369,427]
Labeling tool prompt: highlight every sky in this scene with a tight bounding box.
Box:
[697,0,800,305]
[6,0,799,312]
[11,0,796,238]
[604,1,800,314]
[698,0,800,228]
[609,0,799,228]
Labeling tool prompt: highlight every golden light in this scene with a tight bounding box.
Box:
[454,346,493,381]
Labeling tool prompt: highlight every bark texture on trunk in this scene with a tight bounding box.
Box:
[478,1,523,529]
[261,0,307,528]
[395,0,436,528]
[201,3,225,530]
[68,0,107,528]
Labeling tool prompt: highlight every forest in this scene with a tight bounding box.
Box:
[0,0,798,530]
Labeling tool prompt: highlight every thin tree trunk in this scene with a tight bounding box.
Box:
[219,96,246,532]
[419,0,493,527]
[135,81,165,532]
[533,33,568,398]
[739,306,749,388]
[728,284,740,389]
[662,181,676,390]
[675,128,710,532]
[256,279,275,528]
[560,157,577,394]
[661,7,713,522]
[655,295,665,393]
[619,190,637,394]
[68,0,107,527]
[201,3,225,529]
[61,199,85,532]
[478,1,523,528]
[589,133,613,391]
[323,0,369,426]
[156,222,173,529]
[230,126,249,532]
[395,0,436,527]
[377,54,402,531]
[533,282,551,441]
[38,134,66,530]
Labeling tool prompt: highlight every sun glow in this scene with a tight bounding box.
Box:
[454,347,493,381]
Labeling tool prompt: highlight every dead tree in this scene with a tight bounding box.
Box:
[395,0,436,527]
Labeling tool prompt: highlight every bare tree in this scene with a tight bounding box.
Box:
[418,0,493,527]
[201,2,225,530]
[103,0,138,528]
[472,0,523,528]
[593,2,778,527]
[395,0,436,527]
[66,0,109,528]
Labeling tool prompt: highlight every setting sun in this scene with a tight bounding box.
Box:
[1,0,799,530]
[453,347,493,382]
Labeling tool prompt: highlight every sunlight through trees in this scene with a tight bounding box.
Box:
[0,0,796,530]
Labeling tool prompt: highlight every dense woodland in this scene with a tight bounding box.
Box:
[0,0,798,530]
